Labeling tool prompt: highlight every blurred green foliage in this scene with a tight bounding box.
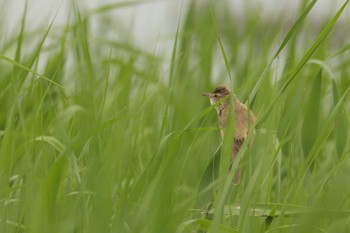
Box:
[0,0,350,232]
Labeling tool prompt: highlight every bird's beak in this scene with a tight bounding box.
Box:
[201,93,211,97]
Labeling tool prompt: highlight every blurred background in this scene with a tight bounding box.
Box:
[1,0,350,232]
[3,0,350,56]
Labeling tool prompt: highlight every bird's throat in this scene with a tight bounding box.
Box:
[209,98,221,116]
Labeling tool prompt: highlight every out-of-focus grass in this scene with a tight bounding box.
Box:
[0,0,350,233]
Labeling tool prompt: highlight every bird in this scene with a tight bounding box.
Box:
[202,85,256,184]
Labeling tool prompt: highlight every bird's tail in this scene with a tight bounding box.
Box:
[233,167,241,185]
[232,139,243,185]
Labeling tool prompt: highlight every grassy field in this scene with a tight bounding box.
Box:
[1,0,350,232]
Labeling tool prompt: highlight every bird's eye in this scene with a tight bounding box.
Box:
[214,94,218,98]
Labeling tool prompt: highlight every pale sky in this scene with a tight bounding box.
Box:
[2,0,349,55]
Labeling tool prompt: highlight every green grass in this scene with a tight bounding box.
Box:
[1,0,350,232]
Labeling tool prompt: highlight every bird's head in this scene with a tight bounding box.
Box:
[202,85,231,106]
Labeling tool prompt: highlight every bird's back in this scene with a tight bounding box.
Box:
[219,96,256,143]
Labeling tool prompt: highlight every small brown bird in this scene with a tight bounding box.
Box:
[202,85,256,184]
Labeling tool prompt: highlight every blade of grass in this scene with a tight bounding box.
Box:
[301,69,322,160]
[18,5,61,87]
[211,10,232,81]
[280,0,349,94]
[0,54,64,88]
[14,0,27,65]
[291,86,349,198]
[249,0,318,101]
[33,136,66,153]
[159,0,183,138]
[332,80,349,156]
[256,0,349,127]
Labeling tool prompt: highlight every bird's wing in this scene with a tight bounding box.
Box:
[233,138,244,153]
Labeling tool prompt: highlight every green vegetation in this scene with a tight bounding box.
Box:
[1,0,350,232]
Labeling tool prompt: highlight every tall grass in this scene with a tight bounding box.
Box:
[1,0,350,232]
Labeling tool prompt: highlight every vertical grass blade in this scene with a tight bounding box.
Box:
[249,0,318,101]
